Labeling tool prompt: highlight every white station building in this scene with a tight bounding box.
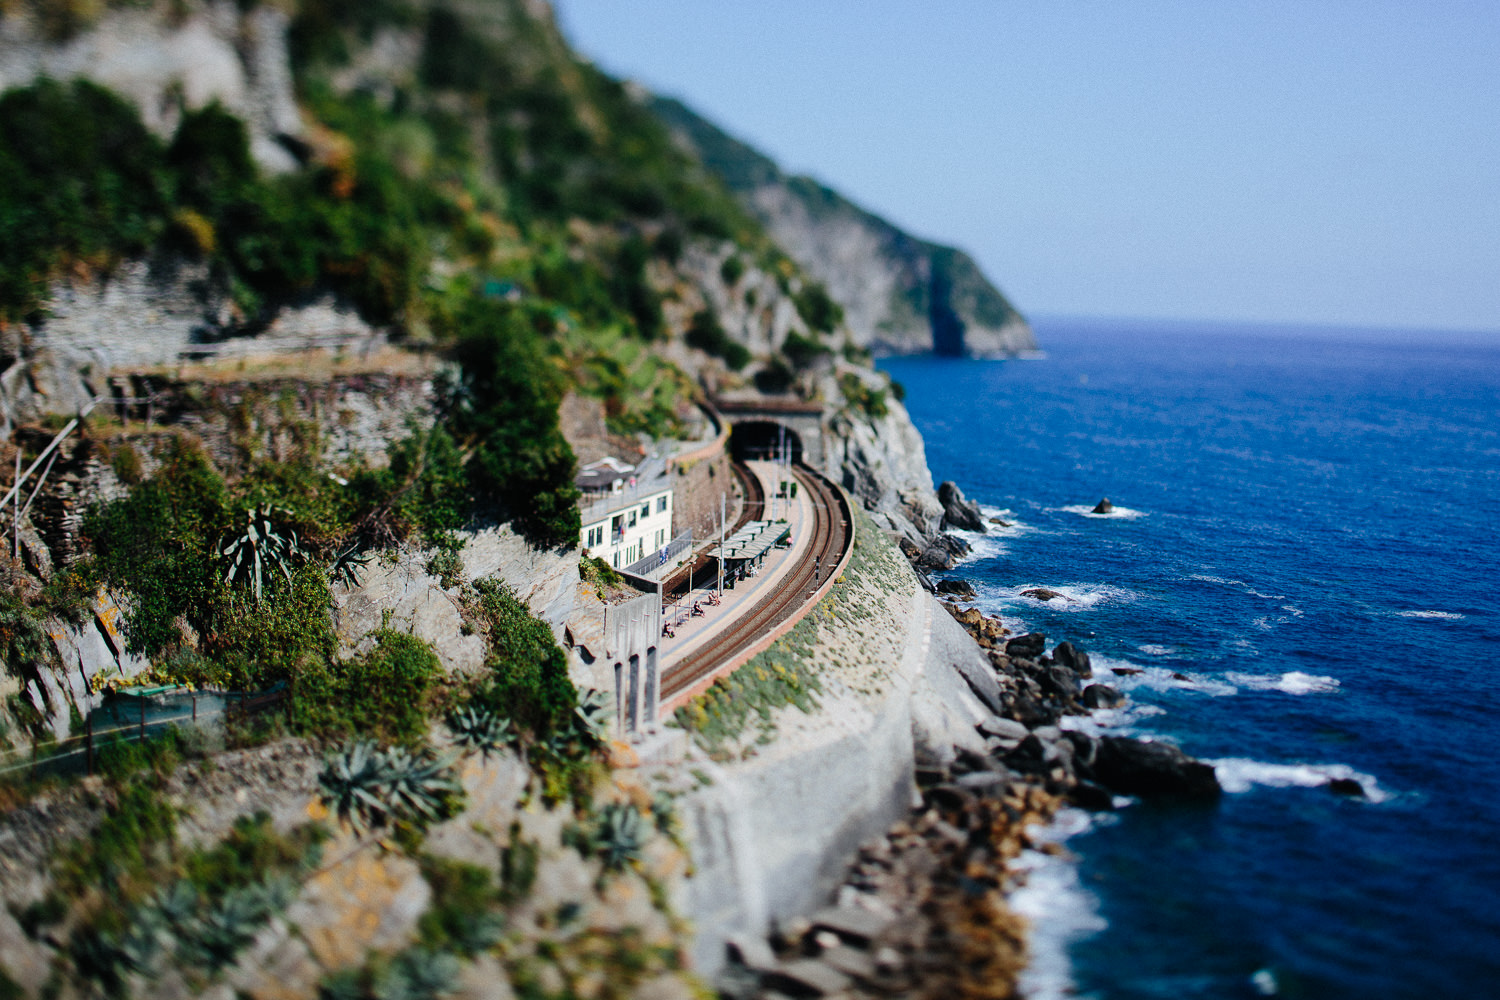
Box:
[576,458,674,572]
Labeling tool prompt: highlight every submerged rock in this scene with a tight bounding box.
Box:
[1329,778,1366,798]
[1020,587,1071,602]
[1092,497,1114,514]
[1081,684,1125,709]
[1092,736,1221,799]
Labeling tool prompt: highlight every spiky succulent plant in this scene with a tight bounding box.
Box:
[447,704,512,758]
[378,745,463,827]
[573,687,611,745]
[374,947,462,1000]
[593,802,647,871]
[219,504,307,602]
[318,741,462,833]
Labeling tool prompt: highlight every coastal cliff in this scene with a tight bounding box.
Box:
[650,97,1036,359]
[0,1,1074,997]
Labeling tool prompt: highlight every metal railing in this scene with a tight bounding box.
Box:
[0,687,289,783]
[622,530,694,578]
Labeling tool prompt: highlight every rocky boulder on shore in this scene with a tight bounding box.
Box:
[937,481,987,533]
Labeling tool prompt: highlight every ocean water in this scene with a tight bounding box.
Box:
[882,318,1500,1000]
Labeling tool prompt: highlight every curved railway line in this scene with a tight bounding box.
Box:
[661,460,764,601]
[661,462,851,703]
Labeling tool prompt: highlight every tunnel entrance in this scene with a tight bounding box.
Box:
[730,420,804,464]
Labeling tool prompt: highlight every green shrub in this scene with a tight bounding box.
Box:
[182,811,326,897]
[54,783,177,896]
[0,79,171,319]
[838,372,890,422]
[579,554,622,596]
[0,590,50,676]
[781,330,830,371]
[293,629,441,743]
[446,301,581,548]
[753,358,794,395]
[685,309,750,371]
[466,579,577,740]
[213,564,337,674]
[793,281,843,333]
[719,254,745,286]
[86,438,229,658]
[417,856,505,955]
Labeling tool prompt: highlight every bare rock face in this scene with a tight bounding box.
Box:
[332,525,578,675]
[0,0,303,172]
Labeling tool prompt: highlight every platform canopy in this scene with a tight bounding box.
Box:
[709,521,790,563]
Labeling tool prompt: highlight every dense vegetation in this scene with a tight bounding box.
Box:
[0,0,873,753]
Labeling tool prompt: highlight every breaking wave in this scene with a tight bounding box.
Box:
[1207,758,1391,803]
[1060,503,1147,520]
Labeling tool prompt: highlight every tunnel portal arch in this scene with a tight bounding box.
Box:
[730,420,804,464]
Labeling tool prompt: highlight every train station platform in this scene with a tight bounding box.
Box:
[658,460,817,672]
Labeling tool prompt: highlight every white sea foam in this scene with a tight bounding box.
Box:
[1136,643,1176,656]
[1058,702,1165,738]
[947,511,1031,565]
[1224,671,1340,695]
[1096,658,1239,698]
[1187,574,1287,601]
[998,582,1141,611]
[1059,503,1147,520]
[949,531,1008,564]
[1009,809,1108,1000]
[1206,758,1389,802]
[1251,968,1279,995]
[1395,609,1465,620]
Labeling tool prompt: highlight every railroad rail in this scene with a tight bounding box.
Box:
[660,462,852,705]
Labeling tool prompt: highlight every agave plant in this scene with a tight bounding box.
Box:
[219,504,307,603]
[593,802,647,871]
[373,947,462,1000]
[177,879,289,973]
[318,741,390,834]
[573,687,611,745]
[378,745,463,827]
[318,742,462,833]
[447,704,513,758]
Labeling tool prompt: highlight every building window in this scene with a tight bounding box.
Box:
[628,510,637,528]
[657,496,668,514]
[641,504,650,520]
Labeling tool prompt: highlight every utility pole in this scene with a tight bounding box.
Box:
[718,493,725,595]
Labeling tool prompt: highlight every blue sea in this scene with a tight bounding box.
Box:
[882,318,1500,1000]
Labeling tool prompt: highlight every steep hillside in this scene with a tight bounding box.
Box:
[651,96,1036,358]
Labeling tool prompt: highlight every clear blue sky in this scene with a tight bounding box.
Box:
[555,1,1500,334]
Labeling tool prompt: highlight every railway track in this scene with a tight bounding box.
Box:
[661,463,850,702]
[661,460,763,600]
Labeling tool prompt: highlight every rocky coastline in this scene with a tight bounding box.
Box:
[717,487,1222,1000]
